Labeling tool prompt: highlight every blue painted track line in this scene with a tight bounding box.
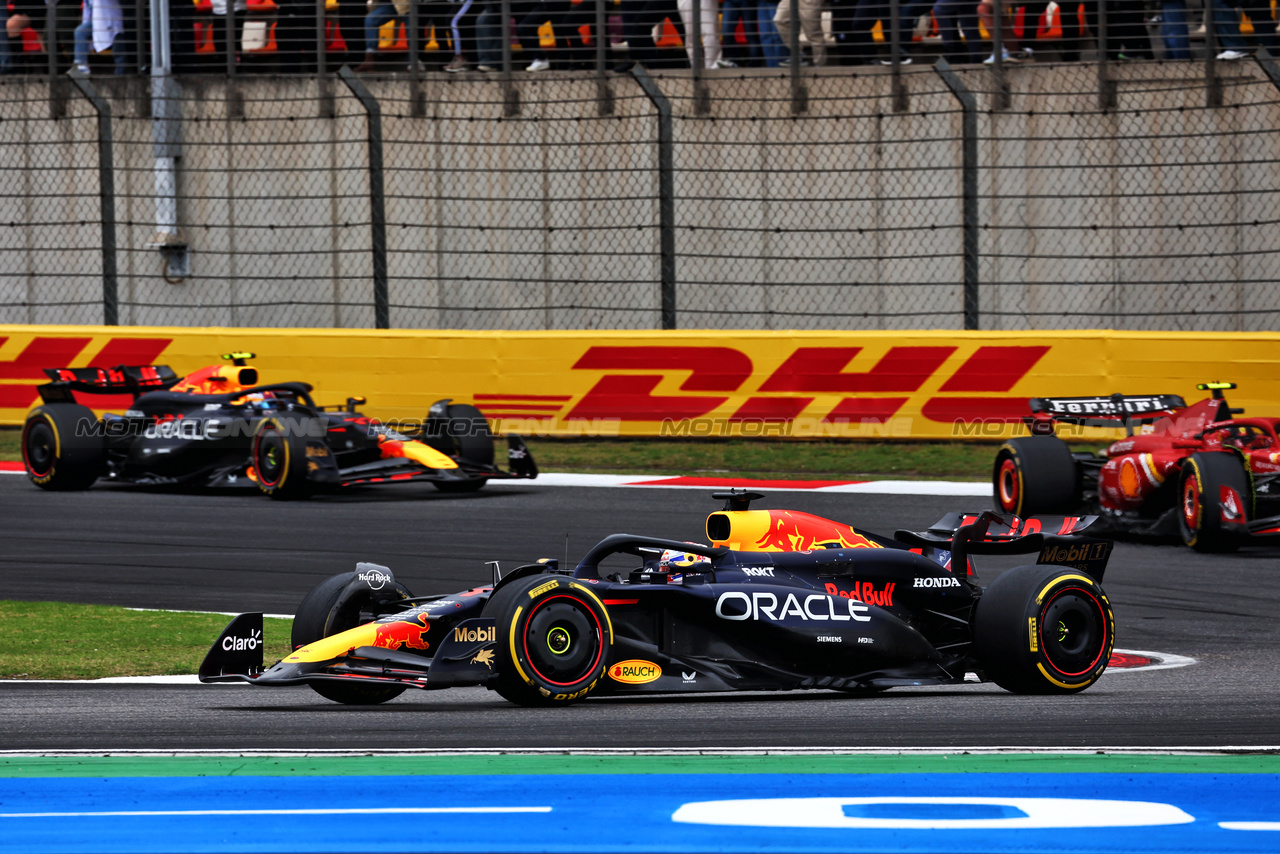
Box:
[3,773,1280,853]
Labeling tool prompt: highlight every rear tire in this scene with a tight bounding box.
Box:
[22,404,103,491]
[291,571,414,705]
[484,575,612,707]
[1178,452,1249,552]
[252,416,317,500]
[993,436,1079,516]
[973,564,1113,694]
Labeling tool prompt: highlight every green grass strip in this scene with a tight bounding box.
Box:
[1,753,1276,778]
[0,601,293,680]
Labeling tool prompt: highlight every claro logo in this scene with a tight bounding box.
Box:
[716,592,871,623]
[222,628,262,652]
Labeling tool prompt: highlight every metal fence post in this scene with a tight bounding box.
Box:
[595,0,614,114]
[631,65,676,329]
[991,0,1009,109]
[67,69,119,326]
[225,2,236,75]
[315,0,327,74]
[788,0,807,113]
[337,67,390,328]
[890,0,907,113]
[1205,0,1223,107]
[935,59,979,330]
[1097,0,1116,110]
[692,0,710,114]
[501,0,520,115]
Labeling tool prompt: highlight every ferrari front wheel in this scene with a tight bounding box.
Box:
[484,576,612,707]
[973,565,1114,694]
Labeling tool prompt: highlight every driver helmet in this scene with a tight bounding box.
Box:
[658,547,711,570]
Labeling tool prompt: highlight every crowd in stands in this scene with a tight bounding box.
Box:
[1,0,1275,75]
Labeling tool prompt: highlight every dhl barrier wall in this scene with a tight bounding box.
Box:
[3,326,1279,440]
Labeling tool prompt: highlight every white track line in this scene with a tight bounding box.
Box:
[1,807,550,818]
[1,747,1277,758]
[492,473,990,495]
[1,465,988,494]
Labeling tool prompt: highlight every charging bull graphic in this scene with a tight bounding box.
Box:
[371,613,432,651]
[708,508,886,552]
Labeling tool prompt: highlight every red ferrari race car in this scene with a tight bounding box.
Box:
[20,353,537,497]
[993,383,1280,551]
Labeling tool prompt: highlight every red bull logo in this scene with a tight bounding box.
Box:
[823,581,895,607]
[372,614,431,651]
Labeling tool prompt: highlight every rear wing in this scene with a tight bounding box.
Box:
[37,365,180,404]
[1025,393,1186,436]
[896,510,1113,585]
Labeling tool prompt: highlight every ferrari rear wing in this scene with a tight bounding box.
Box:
[1024,393,1186,435]
[37,364,181,403]
[896,511,1113,584]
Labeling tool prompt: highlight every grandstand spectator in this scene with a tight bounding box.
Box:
[473,0,503,69]
[1159,0,1190,57]
[756,0,785,64]
[81,0,132,72]
[73,0,93,71]
[1212,0,1277,57]
[718,0,759,66]
[354,0,408,71]
[774,0,825,63]
[442,0,479,70]
[618,0,687,67]
[676,0,724,67]
[2,0,54,73]
[933,0,980,61]
[516,0,558,70]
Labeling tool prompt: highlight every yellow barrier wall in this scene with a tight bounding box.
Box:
[3,326,1279,440]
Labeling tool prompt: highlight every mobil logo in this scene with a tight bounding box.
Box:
[563,344,1051,425]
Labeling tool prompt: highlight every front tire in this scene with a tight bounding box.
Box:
[993,436,1080,516]
[484,575,612,707]
[429,403,494,493]
[1178,452,1249,552]
[291,571,415,705]
[973,565,1114,694]
[252,416,317,500]
[22,404,103,490]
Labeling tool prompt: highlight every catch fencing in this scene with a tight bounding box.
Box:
[1,57,1279,330]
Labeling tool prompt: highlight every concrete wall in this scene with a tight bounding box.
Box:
[0,63,1276,331]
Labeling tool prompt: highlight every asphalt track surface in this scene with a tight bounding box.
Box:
[3,475,1279,751]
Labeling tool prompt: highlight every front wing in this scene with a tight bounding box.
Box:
[198,614,501,691]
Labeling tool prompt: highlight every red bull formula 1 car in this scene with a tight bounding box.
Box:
[993,382,1280,551]
[200,492,1116,705]
[20,353,536,498]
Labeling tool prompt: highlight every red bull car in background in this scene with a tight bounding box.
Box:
[994,383,1280,552]
[20,353,537,498]
[201,491,1116,705]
